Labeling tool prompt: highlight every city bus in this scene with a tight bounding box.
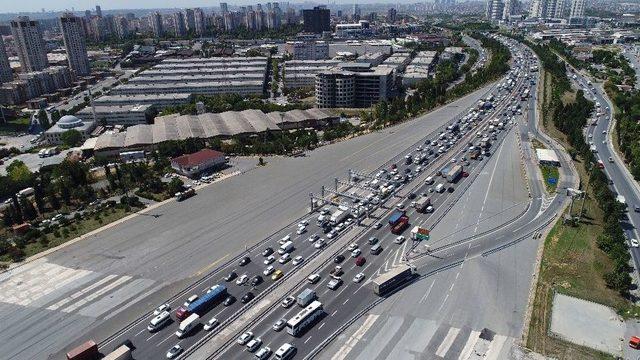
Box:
[286,300,323,336]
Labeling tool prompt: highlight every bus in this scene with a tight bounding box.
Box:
[286,300,323,336]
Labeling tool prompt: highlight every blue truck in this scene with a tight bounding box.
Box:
[388,210,406,226]
[176,284,227,320]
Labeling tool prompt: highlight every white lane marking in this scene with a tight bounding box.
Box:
[437,293,450,313]
[47,274,118,311]
[458,330,481,360]
[435,327,461,357]
[318,322,325,330]
[449,282,455,292]
[419,280,436,304]
[304,336,312,344]
[60,276,131,313]
[135,328,146,336]
[146,332,159,342]
[331,310,338,317]
[343,298,349,305]
[156,333,174,347]
[330,314,379,360]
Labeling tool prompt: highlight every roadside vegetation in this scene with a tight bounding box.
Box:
[516,36,639,359]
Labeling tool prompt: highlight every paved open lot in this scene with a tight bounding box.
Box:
[0,82,500,359]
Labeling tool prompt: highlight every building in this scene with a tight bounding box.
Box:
[569,0,585,19]
[11,16,48,72]
[43,114,96,145]
[316,65,393,108]
[173,12,187,37]
[93,93,192,109]
[285,41,329,60]
[0,37,13,83]
[151,12,163,37]
[536,148,560,167]
[220,2,229,14]
[529,0,567,19]
[284,59,341,89]
[59,13,91,76]
[185,9,196,33]
[335,21,371,38]
[114,16,130,39]
[95,5,102,17]
[387,8,397,22]
[76,104,154,126]
[194,8,206,35]
[486,0,505,21]
[303,6,330,33]
[171,149,227,178]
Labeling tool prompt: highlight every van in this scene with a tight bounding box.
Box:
[175,313,200,338]
[435,184,445,193]
[370,244,382,255]
[147,310,171,332]
[278,241,294,255]
[425,176,434,185]
[274,343,297,360]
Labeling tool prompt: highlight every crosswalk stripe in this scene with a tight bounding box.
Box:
[435,326,460,357]
[331,314,379,360]
[458,330,481,360]
[47,274,118,311]
[485,335,508,360]
[60,276,131,313]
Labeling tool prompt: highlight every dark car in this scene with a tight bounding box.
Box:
[408,192,417,200]
[447,187,455,193]
[334,255,345,264]
[239,256,251,266]
[404,168,411,174]
[355,256,366,266]
[322,225,332,234]
[224,271,237,282]
[262,247,274,257]
[251,275,263,286]
[241,292,255,303]
[223,295,236,306]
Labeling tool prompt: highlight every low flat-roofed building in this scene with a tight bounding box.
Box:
[536,148,561,167]
[76,104,153,126]
[171,148,227,178]
[93,93,192,109]
[284,59,341,89]
[44,114,96,145]
[110,80,264,97]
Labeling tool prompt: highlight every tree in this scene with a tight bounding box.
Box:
[60,130,83,147]
[38,109,50,130]
[6,160,33,186]
[167,178,184,195]
[258,157,265,166]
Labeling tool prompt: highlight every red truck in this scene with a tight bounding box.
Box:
[66,340,98,360]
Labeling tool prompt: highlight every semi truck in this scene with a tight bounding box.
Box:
[371,265,417,296]
[176,313,200,338]
[330,209,349,225]
[175,188,196,201]
[414,196,431,213]
[447,165,463,183]
[176,284,227,320]
[391,215,409,235]
[66,340,98,360]
[102,345,133,360]
[297,288,317,307]
[411,226,430,241]
[388,210,406,227]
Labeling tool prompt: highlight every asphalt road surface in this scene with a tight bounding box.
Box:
[0,75,503,360]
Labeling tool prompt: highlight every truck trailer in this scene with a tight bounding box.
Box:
[297,288,317,307]
[66,340,98,360]
[371,265,417,296]
[447,165,463,183]
[414,196,431,213]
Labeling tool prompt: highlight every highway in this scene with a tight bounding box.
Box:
[0,51,513,360]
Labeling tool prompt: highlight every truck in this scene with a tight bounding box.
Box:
[371,265,417,296]
[330,209,349,225]
[66,340,99,360]
[175,188,196,201]
[102,345,133,360]
[391,215,409,235]
[447,165,463,183]
[414,196,431,213]
[469,147,481,159]
[175,313,200,338]
[176,284,227,320]
[411,226,430,241]
[296,288,317,307]
[388,210,406,227]
[435,183,445,193]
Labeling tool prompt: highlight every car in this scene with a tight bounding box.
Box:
[183,294,198,308]
[273,318,287,331]
[630,335,640,349]
[353,273,365,283]
[631,239,640,248]
[236,274,249,285]
[374,222,383,229]
[263,266,275,276]
[293,255,304,265]
[279,234,292,245]
[279,253,291,264]
[396,202,405,209]
[262,247,274,257]
[204,317,219,331]
[327,278,343,290]
[224,295,236,306]
[355,256,366,266]
[271,269,284,281]
[239,256,251,266]
[327,230,337,239]
[334,255,345,263]
[351,248,362,257]
[251,275,263,286]
[241,292,255,303]
[237,331,254,345]
[298,219,309,227]
[314,239,326,249]
[425,205,434,213]
[348,243,358,251]
[154,303,170,315]
[246,338,262,352]
[368,237,379,245]
[296,226,307,235]
[635,205,640,213]
[308,273,321,284]
[255,347,272,360]
[308,234,319,242]
[166,345,183,359]
[447,187,455,193]
[282,296,296,308]
[608,157,614,163]
[603,130,607,134]
[394,236,406,244]
[264,255,275,265]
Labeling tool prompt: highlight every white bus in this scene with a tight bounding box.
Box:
[286,300,323,336]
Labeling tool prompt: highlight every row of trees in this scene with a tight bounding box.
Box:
[159,94,310,117]
[526,38,632,295]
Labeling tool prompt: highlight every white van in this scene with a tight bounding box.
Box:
[435,183,445,193]
[278,241,294,255]
[425,176,434,185]
[147,310,171,332]
[175,313,200,338]
[274,343,297,360]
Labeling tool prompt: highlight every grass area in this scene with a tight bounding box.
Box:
[540,165,560,193]
[0,117,30,135]
[531,138,546,149]
[135,190,170,202]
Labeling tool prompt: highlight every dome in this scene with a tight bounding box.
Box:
[57,115,83,129]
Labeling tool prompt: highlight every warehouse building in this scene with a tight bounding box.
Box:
[75,104,154,126]
[109,80,265,97]
[171,148,227,178]
[93,93,192,109]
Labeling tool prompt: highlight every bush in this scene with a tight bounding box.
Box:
[53,230,61,238]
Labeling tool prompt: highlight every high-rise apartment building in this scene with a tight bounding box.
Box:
[173,12,187,37]
[303,6,330,33]
[185,9,196,33]
[59,13,91,76]
[95,5,102,17]
[220,2,229,14]
[10,16,48,72]
[530,0,567,19]
[115,16,130,39]
[570,0,585,18]
[486,0,505,21]
[0,37,13,84]
[151,12,164,37]
[194,8,206,35]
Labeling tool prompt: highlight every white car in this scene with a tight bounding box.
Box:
[396,202,405,209]
[246,338,263,352]
[351,249,362,258]
[394,236,406,244]
[203,317,219,331]
[308,234,319,242]
[263,265,275,276]
[236,274,249,285]
[273,318,287,331]
[154,303,170,315]
[281,296,296,308]
[353,273,365,283]
[631,238,640,248]
[298,220,309,227]
[348,243,358,251]
[425,205,434,213]
[308,274,321,284]
[166,345,183,359]
[327,230,337,239]
[279,253,291,264]
[264,255,275,265]
[296,226,307,235]
[255,347,272,360]
[237,331,254,345]
[314,239,326,249]
[292,255,304,266]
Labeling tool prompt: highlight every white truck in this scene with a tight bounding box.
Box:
[175,313,200,338]
[435,183,445,193]
[330,209,349,225]
[296,288,317,307]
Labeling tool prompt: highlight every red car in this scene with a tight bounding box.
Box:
[630,336,640,349]
[355,256,366,266]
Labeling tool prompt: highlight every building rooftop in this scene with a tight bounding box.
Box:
[172,148,225,168]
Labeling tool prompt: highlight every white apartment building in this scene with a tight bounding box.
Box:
[316,66,393,108]
[11,16,48,72]
[284,59,341,89]
[59,13,91,76]
[284,41,329,60]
